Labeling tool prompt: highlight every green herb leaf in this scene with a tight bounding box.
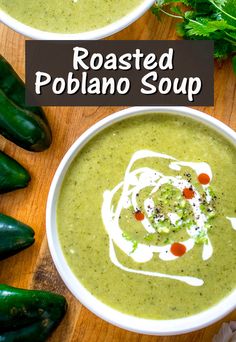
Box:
[152,0,236,69]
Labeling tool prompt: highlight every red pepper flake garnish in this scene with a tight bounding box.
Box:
[134,210,145,221]
[198,173,210,185]
[183,187,195,199]
[170,242,186,257]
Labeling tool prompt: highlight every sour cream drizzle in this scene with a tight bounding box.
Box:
[226,217,236,230]
[101,150,217,287]
[109,238,203,286]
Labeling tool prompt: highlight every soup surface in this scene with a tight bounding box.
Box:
[0,0,143,33]
[57,114,236,319]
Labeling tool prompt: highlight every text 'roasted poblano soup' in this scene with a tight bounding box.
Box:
[0,0,143,33]
[57,114,236,319]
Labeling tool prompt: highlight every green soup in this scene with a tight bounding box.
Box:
[0,0,143,33]
[57,114,236,319]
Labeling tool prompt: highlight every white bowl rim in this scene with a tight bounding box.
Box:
[47,106,236,336]
[0,0,155,40]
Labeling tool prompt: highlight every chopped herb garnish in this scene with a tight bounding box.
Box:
[195,231,209,245]
[122,232,138,254]
[164,237,170,244]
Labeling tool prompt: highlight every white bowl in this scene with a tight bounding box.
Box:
[0,0,155,40]
[47,106,236,335]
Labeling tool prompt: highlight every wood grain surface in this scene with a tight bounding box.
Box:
[0,9,236,342]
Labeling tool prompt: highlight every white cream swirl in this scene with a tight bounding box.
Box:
[101,150,216,287]
[227,217,236,230]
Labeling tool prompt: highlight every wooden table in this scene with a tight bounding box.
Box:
[0,9,236,342]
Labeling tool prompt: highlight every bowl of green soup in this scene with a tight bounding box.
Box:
[47,106,236,335]
[0,0,154,40]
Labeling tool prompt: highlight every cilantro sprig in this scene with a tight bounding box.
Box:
[152,0,236,73]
